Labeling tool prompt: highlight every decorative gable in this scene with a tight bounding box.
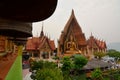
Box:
[59,10,87,47]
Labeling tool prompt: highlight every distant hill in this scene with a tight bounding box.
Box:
[107,42,120,51]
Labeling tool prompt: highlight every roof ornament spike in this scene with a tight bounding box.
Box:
[40,22,44,37]
[71,9,75,17]
[72,9,74,14]
[91,32,93,36]
[37,32,38,37]
[49,34,51,39]
[42,22,44,31]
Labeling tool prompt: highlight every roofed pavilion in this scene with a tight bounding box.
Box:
[26,25,56,59]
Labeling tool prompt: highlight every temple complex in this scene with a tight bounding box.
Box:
[26,25,56,59]
[57,10,88,57]
[57,10,107,59]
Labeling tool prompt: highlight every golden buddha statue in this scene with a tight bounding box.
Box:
[64,35,82,55]
[66,35,77,51]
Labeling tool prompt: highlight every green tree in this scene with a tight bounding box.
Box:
[30,60,58,80]
[71,54,88,76]
[61,56,73,80]
[30,60,57,71]
[43,61,57,69]
[94,52,106,59]
[91,68,103,80]
[107,49,120,61]
[30,60,44,71]
[61,56,73,72]
[35,68,63,80]
[73,54,88,70]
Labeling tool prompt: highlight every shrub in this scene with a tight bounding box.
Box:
[35,68,63,80]
[73,54,88,70]
[91,68,103,80]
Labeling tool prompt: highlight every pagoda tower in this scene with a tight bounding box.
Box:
[57,10,88,57]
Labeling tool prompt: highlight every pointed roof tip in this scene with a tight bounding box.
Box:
[72,9,75,15]
[42,22,44,31]
[40,22,44,37]
[72,9,74,12]
[91,32,93,36]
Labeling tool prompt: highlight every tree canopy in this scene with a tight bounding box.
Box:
[94,52,106,59]
[107,49,120,60]
[91,68,103,80]
[73,54,88,70]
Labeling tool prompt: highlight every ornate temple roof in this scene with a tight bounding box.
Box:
[87,34,107,49]
[26,36,55,51]
[26,26,55,51]
[59,10,87,46]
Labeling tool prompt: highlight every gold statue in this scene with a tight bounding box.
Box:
[65,35,82,55]
[67,35,76,51]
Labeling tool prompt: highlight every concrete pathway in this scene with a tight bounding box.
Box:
[23,69,32,80]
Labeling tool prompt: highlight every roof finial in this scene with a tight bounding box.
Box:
[42,22,44,31]
[40,22,44,37]
[72,9,74,15]
[49,34,51,40]
[91,32,93,36]
[37,32,38,37]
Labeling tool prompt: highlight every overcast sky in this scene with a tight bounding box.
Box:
[32,0,120,46]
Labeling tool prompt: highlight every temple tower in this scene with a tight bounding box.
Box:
[58,10,87,57]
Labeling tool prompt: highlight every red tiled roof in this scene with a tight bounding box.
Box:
[26,37,40,51]
[26,36,55,51]
[49,40,56,50]
[87,35,107,49]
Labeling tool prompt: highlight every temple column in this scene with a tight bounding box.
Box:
[40,51,43,59]
[39,51,41,59]
[48,51,51,59]
[13,45,16,53]
[57,41,60,57]
[5,37,8,52]
[32,52,34,57]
